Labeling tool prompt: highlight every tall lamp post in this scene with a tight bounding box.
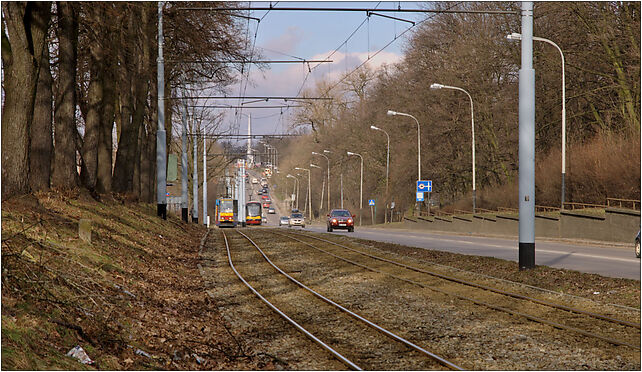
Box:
[347,151,363,226]
[370,125,390,222]
[287,174,299,210]
[295,167,312,221]
[310,163,323,213]
[430,83,476,213]
[508,32,566,209]
[312,151,330,211]
[387,110,421,214]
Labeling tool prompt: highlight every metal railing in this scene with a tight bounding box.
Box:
[453,209,473,215]
[563,202,607,210]
[606,198,641,210]
[535,205,560,213]
[497,206,519,213]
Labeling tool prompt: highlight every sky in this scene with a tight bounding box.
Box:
[208,1,431,141]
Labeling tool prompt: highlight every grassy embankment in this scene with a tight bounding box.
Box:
[1,191,257,370]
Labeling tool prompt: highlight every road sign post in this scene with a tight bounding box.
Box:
[368,199,375,224]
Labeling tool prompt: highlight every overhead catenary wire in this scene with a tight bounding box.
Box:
[324,1,464,95]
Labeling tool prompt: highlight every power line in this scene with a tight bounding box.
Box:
[165,59,332,64]
[178,7,517,15]
[325,2,464,95]
[189,105,303,109]
[170,96,333,100]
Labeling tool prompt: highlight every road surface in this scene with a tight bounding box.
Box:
[245,172,640,280]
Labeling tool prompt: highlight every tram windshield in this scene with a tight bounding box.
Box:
[247,203,261,217]
[220,200,234,213]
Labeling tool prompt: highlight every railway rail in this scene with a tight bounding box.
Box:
[263,229,640,350]
[221,229,463,370]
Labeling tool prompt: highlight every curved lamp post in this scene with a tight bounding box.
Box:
[508,32,566,208]
[430,82,476,212]
[295,167,311,220]
[286,174,299,210]
[312,151,330,211]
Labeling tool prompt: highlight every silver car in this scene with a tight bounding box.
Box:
[289,213,305,228]
[279,216,289,226]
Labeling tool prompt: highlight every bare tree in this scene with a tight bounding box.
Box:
[1,2,51,198]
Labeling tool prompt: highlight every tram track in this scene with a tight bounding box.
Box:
[266,229,640,350]
[221,229,463,370]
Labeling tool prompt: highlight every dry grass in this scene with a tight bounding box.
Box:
[470,134,640,210]
[1,190,259,370]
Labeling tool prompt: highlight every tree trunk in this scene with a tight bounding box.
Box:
[52,2,79,190]
[133,123,143,198]
[96,47,116,193]
[80,29,103,190]
[29,40,53,192]
[1,3,51,199]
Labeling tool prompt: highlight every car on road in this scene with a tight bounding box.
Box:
[279,216,290,226]
[268,207,276,214]
[263,202,271,208]
[251,178,258,184]
[327,209,355,232]
[636,231,640,258]
[289,212,305,228]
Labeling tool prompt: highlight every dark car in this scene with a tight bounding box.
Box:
[635,231,640,258]
[327,209,355,232]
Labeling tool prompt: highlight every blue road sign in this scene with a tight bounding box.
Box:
[417,180,432,193]
[368,199,375,206]
[416,192,424,202]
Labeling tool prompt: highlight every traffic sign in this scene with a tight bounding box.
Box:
[416,192,424,202]
[417,180,432,193]
[368,199,375,206]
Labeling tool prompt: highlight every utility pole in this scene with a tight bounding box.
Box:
[340,173,344,209]
[203,133,207,226]
[156,1,167,219]
[246,114,252,166]
[519,1,536,270]
[192,116,198,223]
[180,99,188,222]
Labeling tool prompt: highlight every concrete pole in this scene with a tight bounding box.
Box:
[181,100,188,222]
[156,1,167,219]
[246,114,252,166]
[340,173,344,209]
[203,133,207,226]
[192,116,198,223]
[308,170,312,220]
[519,1,536,270]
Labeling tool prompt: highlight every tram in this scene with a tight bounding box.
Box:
[245,201,262,225]
[215,198,238,228]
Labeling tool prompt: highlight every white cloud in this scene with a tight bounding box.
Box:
[262,26,305,55]
[241,49,402,97]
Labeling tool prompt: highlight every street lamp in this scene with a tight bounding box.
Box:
[286,174,299,210]
[508,32,566,208]
[370,126,389,195]
[295,167,312,220]
[371,125,390,223]
[430,82,476,212]
[387,110,421,181]
[346,151,363,226]
[310,163,323,213]
[312,151,330,211]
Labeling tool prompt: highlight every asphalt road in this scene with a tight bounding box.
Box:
[302,225,641,280]
[244,172,640,280]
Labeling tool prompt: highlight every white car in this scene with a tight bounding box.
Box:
[251,178,258,184]
[289,213,305,228]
